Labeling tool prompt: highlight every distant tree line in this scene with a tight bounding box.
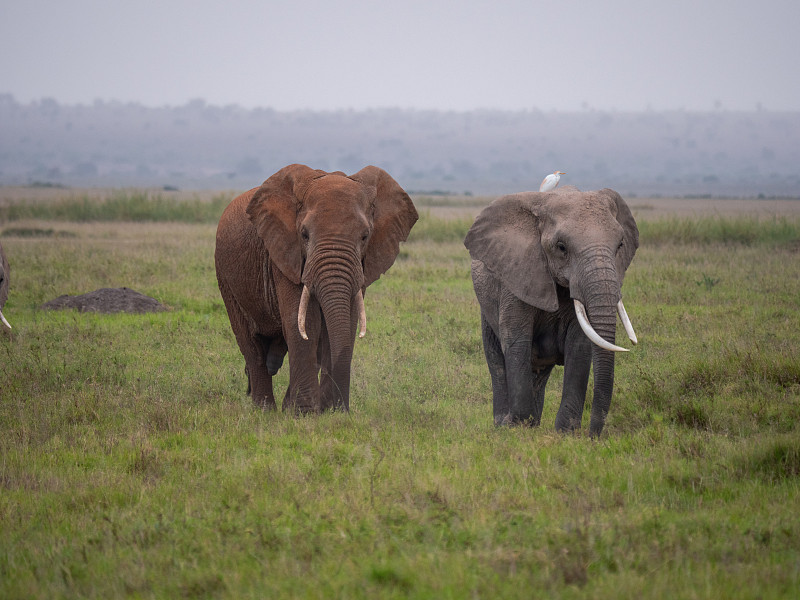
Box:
[1,94,798,197]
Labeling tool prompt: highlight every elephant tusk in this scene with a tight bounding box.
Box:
[0,309,10,330]
[356,290,366,339]
[297,285,310,340]
[574,299,628,352]
[617,300,637,345]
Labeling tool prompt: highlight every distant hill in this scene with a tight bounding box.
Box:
[1,95,798,197]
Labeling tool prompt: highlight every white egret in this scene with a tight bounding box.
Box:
[539,170,566,192]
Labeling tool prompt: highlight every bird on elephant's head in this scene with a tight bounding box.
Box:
[465,185,639,436]
[539,170,566,192]
[215,164,418,413]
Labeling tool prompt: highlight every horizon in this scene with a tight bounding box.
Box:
[2,98,798,196]
[4,93,798,115]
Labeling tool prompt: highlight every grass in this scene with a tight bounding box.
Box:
[638,215,800,245]
[0,190,231,223]
[1,192,799,598]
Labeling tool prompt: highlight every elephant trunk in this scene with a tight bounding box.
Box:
[297,285,366,342]
[298,239,366,340]
[573,249,635,436]
[574,300,627,352]
[299,241,365,410]
[588,313,618,437]
[317,277,359,410]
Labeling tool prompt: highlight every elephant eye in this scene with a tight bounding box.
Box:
[361,230,370,243]
[556,241,567,254]
[618,240,625,252]
[300,227,309,242]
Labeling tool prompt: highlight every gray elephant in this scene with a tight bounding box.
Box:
[464,186,639,436]
[0,241,10,330]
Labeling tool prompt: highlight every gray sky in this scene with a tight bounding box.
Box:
[2,0,799,111]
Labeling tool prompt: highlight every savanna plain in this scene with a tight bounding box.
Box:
[1,188,799,599]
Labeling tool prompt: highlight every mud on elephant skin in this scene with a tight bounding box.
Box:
[0,241,10,330]
[464,186,639,436]
[215,164,418,413]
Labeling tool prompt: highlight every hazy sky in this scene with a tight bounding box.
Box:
[2,0,799,112]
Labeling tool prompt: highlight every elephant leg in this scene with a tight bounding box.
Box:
[498,294,536,425]
[249,362,276,410]
[505,349,537,425]
[233,334,276,410]
[530,365,554,426]
[247,335,285,410]
[270,268,322,414]
[282,347,322,414]
[278,279,323,414]
[555,324,592,432]
[219,285,277,410]
[481,313,510,425]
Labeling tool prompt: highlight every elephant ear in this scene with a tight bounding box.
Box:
[246,164,327,284]
[600,188,639,278]
[464,193,558,312]
[350,166,419,287]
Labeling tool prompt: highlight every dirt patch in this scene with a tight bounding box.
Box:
[41,287,167,314]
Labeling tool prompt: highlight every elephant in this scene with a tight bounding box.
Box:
[464,186,639,436]
[215,164,418,413]
[0,241,10,330]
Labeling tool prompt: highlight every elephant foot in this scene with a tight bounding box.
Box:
[282,398,321,415]
[282,386,322,415]
[555,413,582,434]
[494,414,513,427]
[494,414,538,427]
[331,398,350,413]
[319,393,335,412]
[252,395,277,411]
[588,418,606,438]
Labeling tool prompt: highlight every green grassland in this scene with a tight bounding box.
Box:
[1,191,799,598]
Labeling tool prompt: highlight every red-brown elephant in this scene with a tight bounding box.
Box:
[215,164,418,413]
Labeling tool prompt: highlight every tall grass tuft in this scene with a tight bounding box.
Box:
[407,210,473,243]
[640,216,800,245]
[0,191,231,223]
[733,436,800,482]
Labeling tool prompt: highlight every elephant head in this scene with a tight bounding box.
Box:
[245,164,418,410]
[464,186,639,434]
[0,241,10,330]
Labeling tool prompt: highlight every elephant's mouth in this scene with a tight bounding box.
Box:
[297,284,366,341]
[573,299,637,352]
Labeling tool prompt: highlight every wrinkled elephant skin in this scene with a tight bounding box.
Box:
[215,164,417,413]
[464,186,639,436]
